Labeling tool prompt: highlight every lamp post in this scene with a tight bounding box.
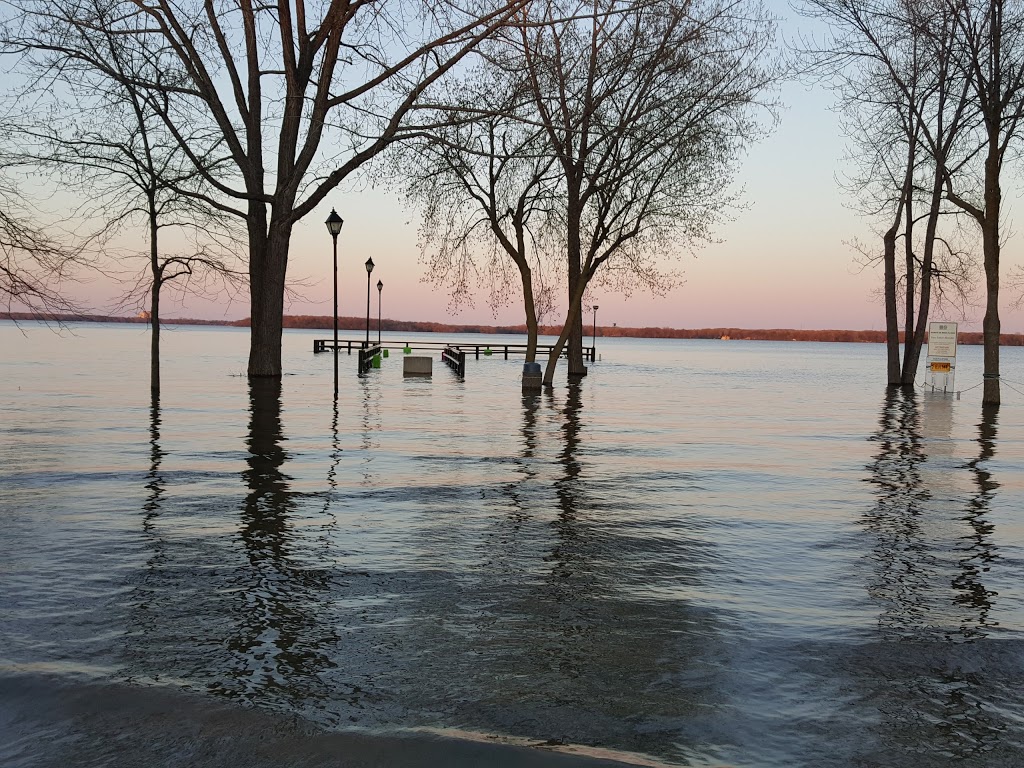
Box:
[592,305,599,361]
[377,280,383,345]
[364,257,374,346]
[325,210,344,378]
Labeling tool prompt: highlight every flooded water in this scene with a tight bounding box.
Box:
[2,321,1024,767]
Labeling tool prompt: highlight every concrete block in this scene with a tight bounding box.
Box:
[404,356,432,376]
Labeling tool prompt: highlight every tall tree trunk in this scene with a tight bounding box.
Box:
[151,283,160,394]
[883,224,901,386]
[544,275,588,386]
[247,205,291,378]
[566,251,586,376]
[149,203,160,394]
[885,135,914,386]
[981,139,1001,405]
[565,195,586,377]
[903,190,916,378]
[520,264,539,362]
[903,170,944,385]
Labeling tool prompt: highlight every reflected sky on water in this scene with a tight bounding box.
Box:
[2,322,1024,766]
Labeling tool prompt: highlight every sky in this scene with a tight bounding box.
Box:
[56,1,1024,333]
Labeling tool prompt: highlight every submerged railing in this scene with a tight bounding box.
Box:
[441,346,466,378]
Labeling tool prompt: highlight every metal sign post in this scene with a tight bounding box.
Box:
[926,321,957,393]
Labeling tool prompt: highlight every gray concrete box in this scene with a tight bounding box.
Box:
[403,356,432,376]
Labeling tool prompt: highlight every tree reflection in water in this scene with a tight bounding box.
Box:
[956,403,1000,630]
[220,378,339,706]
[143,389,167,531]
[123,389,170,682]
[859,390,1007,764]
[540,382,590,677]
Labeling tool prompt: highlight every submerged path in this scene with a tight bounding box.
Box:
[0,672,665,768]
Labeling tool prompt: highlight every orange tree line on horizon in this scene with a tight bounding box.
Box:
[7,311,1021,345]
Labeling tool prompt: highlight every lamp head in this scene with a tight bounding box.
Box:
[365,257,375,274]
[377,280,383,291]
[593,305,599,311]
[325,209,344,236]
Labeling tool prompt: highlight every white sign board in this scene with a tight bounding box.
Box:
[926,321,958,393]
[928,322,958,358]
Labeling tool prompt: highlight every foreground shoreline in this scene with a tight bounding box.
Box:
[0,671,669,768]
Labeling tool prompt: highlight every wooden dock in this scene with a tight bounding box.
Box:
[313,338,596,362]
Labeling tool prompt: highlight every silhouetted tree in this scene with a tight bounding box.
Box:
[942,0,1024,405]
[3,0,535,378]
[402,68,559,363]
[510,0,779,385]
[0,174,84,316]
[799,0,975,387]
[8,5,245,393]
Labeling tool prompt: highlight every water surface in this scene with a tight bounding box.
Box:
[2,322,1023,766]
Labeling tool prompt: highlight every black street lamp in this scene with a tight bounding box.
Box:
[364,257,375,346]
[592,305,599,360]
[377,279,383,345]
[325,209,344,372]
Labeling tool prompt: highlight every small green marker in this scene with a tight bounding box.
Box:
[372,354,381,369]
[484,346,492,356]
[382,349,389,358]
[403,345,411,354]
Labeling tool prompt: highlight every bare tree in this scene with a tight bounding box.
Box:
[3,0,534,378]
[509,0,778,385]
[9,13,245,393]
[942,0,1024,405]
[0,174,85,316]
[402,65,560,362]
[798,0,976,387]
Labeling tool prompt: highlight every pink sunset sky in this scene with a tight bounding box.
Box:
[62,6,1024,334]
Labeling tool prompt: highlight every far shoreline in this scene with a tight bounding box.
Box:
[4,311,1022,346]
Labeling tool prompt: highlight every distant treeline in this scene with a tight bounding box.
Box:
[274,316,1022,345]
[2,311,228,326]
[6,311,1024,345]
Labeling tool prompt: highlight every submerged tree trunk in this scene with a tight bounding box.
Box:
[981,140,1001,405]
[903,188,916,382]
[149,204,160,394]
[564,191,587,377]
[883,223,901,386]
[247,205,292,378]
[150,282,160,394]
[520,264,539,362]
[566,253,586,376]
[903,169,945,385]
[544,275,588,386]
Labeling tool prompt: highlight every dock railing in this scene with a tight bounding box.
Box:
[315,339,593,360]
[357,342,382,374]
[441,346,466,378]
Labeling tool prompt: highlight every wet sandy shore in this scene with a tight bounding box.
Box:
[0,672,668,768]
